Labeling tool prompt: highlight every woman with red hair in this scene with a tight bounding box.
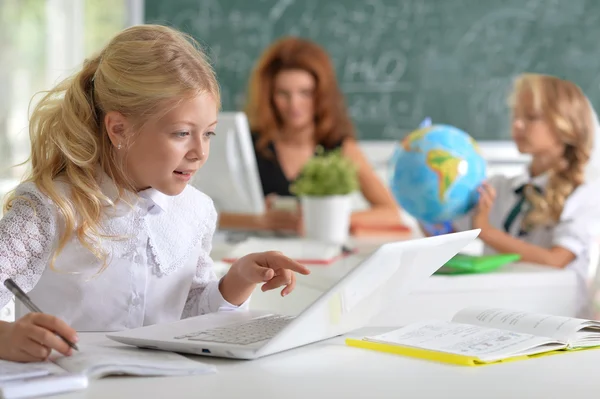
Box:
[219,37,401,233]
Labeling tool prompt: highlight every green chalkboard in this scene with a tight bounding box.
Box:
[145,0,600,141]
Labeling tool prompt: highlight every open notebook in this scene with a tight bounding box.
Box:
[0,344,215,398]
[48,344,216,378]
[346,307,600,366]
[222,237,355,264]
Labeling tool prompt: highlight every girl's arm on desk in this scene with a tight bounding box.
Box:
[474,182,575,268]
[477,227,574,268]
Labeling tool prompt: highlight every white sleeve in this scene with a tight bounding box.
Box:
[0,184,57,309]
[552,182,600,257]
[181,201,250,318]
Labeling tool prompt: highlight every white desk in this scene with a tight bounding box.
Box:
[212,235,581,325]
[0,236,579,324]
[52,332,600,399]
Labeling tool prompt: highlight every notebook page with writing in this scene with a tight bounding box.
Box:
[363,320,565,362]
[452,307,600,347]
[51,345,216,379]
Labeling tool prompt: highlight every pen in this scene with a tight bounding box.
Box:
[3,279,79,351]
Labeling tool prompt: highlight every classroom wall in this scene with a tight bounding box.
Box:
[145,0,600,144]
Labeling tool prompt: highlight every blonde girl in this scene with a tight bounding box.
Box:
[0,25,309,362]
[454,73,600,314]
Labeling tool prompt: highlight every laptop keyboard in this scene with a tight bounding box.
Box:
[173,314,295,345]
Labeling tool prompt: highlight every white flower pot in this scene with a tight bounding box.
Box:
[301,195,352,244]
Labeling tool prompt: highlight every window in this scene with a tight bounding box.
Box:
[0,0,137,321]
[0,0,47,190]
[0,0,132,200]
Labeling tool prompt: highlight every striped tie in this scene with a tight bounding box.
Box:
[503,184,542,236]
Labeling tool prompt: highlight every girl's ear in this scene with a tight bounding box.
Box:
[104,111,132,149]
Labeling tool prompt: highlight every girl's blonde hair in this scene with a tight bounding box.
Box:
[509,73,593,228]
[4,24,220,270]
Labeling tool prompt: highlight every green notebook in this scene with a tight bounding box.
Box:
[436,253,521,275]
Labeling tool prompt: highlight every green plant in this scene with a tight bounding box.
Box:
[290,147,359,197]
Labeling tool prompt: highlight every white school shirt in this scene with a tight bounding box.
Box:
[454,171,600,315]
[0,173,248,331]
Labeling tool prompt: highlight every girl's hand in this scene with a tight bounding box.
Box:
[232,251,310,296]
[473,182,496,230]
[0,313,77,362]
[220,251,311,306]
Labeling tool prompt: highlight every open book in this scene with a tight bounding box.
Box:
[49,344,216,378]
[346,307,600,366]
[0,344,215,397]
[222,237,355,265]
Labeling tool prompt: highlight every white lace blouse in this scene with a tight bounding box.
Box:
[0,173,246,331]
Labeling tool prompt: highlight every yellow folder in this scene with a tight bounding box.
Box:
[344,338,582,367]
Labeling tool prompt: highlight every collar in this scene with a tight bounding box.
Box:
[510,167,550,191]
[95,166,170,215]
[138,188,170,214]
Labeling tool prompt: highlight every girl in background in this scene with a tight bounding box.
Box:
[450,73,600,315]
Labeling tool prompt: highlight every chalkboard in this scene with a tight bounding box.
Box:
[144,0,600,141]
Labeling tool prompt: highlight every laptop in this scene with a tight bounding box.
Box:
[107,230,480,360]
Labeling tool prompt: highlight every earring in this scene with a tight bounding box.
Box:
[117,144,122,150]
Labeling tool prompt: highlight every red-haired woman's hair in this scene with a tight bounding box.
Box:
[244,36,355,156]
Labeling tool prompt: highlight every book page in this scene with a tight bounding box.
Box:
[51,344,216,379]
[452,307,592,342]
[366,320,565,362]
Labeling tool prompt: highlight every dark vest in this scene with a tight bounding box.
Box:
[252,133,345,197]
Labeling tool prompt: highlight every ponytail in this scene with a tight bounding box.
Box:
[524,141,590,228]
[5,54,114,270]
[5,24,220,272]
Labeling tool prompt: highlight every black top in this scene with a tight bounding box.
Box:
[252,133,345,197]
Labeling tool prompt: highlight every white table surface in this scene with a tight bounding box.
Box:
[51,331,600,399]
[212,234,581,324]
[44,236,590,398]
[212,234,577,292]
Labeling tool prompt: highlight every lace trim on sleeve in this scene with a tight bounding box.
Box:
[0,184,58,308]
[182,199,219,318]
